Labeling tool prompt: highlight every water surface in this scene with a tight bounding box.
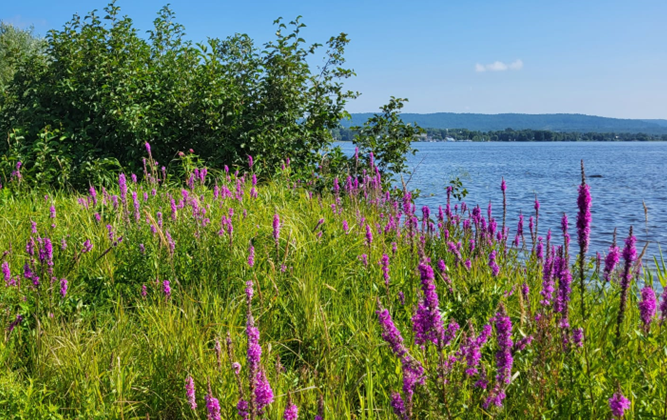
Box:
[338,141,667,266]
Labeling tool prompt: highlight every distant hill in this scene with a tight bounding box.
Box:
[641,119,667,128]
[342,112,667,134]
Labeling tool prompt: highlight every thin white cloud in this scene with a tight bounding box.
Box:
[475,59,523,72]
[508,59,523,70]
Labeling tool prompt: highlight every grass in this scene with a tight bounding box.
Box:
[0,160,665,419]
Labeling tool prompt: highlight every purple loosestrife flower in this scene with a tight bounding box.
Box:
[460,324,492,376]
[379,254,390,287]
[514,212,524,248]
[205,392,221,420]
[536,237,544,260]
[26,237,36,257]
[513,335,533,352]
[89,186,98,206]
[232,362,242,376]
[377,301,424,419]
[163,280,171,299]
[131,192,140,221]
[488,251,500,277]
[540,247,555,306]
[7,314,23,332]
[604,230,621,282]
[245,280,274,416]
[616,227,636,340]
[359,254,368,266]
[534,196,540,233]
[638,286,657,332]
[248,155,254,169]
[554,249,572,328]
[572,327,584,347]
[528,216,534,244]
[60,278,68,297]
[660,290,667,324]
[186,376,197,410]
[464,259,472,270]
[520,281,531,311]
[609,392,631,418]
[61,239,67,250]
[411,263,447,348]
[273,214,280,244]
[483,305,513,409]
[365,224,373,247]
[2,262,11,286]
[254,370,274,413]
[119,173,127,205]
[141,284,147,297]
[283,402,298,420]
[576,175,592,254]
[390,392,408,420]
[576,162,592,319]
[437,259,451,285]
[398,291,405,305]
[376,304,407,357]
[82,239,93,254]
[49,205,56,219]
[166,230,175,255]
[562,213,571,251]
[501,178,507,231]
[248,244,255,267]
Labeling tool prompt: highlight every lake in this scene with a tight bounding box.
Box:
[338,141,667,268]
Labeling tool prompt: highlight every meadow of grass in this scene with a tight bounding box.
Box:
[0,152,666,419]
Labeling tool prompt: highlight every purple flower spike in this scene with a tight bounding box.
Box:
[119,173,127,204]
[379,254,390,288]
[2,262,11,286]
[82,239,93,254]
[186,376,197,410]
[488,251,500,277]
[273,214,281,245]
[608,392,630,418]
[390,392,408,420]
[60,278,68,297]
[365,224,373,247]
[412,263,448,348]
[638,286,657,332]
[604,241,621,282]
[576,177,592,254]
[163,280,171,299]
[205,392,221,420]
[616,227,636,340]
[660,290,667,324]
[283,402,298,420]
[248,244,255,267]
[484,305,513,409]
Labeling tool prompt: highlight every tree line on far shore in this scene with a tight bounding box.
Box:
[332,127,667,142]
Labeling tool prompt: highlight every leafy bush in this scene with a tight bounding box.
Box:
[0,2,358,188]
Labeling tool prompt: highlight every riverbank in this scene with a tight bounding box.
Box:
[0,156,665,418]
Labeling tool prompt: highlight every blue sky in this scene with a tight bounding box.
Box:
[3,0,666,118]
